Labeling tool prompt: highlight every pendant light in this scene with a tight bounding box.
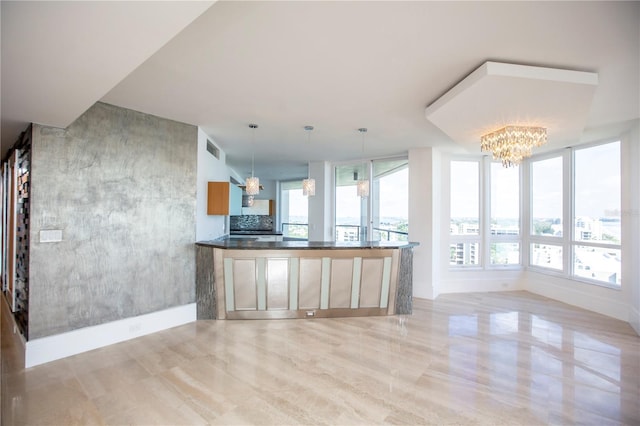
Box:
[356,128,369,198]
[302,125,315,197]
[245,124,260,196]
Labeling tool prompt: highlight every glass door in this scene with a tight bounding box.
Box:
[280,180,309,240]
[334,157,408,242]
[335,163,369,241]
[372,158,408,241]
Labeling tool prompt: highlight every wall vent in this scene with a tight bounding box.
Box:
[206,139,220,159]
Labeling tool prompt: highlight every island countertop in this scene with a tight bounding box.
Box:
[196,239,419,250]
[229,230,283,235]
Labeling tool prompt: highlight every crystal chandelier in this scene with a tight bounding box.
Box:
[245,124,260,195]
[356,128,369,198]
[302,125,315,197]
[480,125,547,167]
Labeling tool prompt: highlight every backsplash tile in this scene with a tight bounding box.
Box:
[230,215,273,231]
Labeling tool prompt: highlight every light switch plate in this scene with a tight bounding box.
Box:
[40,229,63,243]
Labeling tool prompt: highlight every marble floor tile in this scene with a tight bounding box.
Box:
[2,290,639,425]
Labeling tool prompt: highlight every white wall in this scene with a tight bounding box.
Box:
[525,271,627,321]
[625,121,640,333]
[196,127,229,241]
[196,129,277,240]
[254,179,277,201]
[308,161,333,241]
[408,148,441,299]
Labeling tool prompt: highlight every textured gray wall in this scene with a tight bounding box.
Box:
[28,102,197,339]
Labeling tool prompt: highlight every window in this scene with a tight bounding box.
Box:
[335,163,367,241]
[280,181,308,239]
[450,160,481,266]
[572,142,621,285]
[531,156,563,238]
[490,163,520,265]
[526,141,622,287]
[450,161,479,236]
[450,242,480,266]
[372,159,408,241]
[448,140,622,287]
[530,156,564,271]
[335,158,408,242]
[450,159,522,268]
[530,243,563,270]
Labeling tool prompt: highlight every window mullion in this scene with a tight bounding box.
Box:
[482,156,490,269]
[564,148,573,275]
[522,159,530,267]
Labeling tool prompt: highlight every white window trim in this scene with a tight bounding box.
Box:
[449,156,524,270]
[449,157,483,269]
[448,138,623,286]
[486,157,523,269]
[525,141,622,289]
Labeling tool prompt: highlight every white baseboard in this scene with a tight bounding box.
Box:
[439,271,526,295]
[525,271,627,322]
[25,303,196,368]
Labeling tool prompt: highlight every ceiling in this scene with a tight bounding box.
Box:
[2,1,639,181]
[425,62,600,150]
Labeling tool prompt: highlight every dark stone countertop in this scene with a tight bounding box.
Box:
[229,230,283,235]
[196,239,419,250]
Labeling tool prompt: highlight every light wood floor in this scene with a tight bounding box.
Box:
[2,291,639,425]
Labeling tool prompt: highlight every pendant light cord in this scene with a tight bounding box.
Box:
[359,128,367,177]
[305,125,314,178]
[249,124,258,178]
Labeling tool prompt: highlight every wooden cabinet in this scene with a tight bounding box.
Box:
[207,182,241,215]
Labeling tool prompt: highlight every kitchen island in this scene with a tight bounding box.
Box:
[196,239,418,320]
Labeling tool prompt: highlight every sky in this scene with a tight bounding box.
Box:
[335,168,409,222]
[289,167,409,221]
[451,141,621,220]
[291,141,620,222]
[450,161,480,219]
[532,142,620,219]
[574,142,620,218]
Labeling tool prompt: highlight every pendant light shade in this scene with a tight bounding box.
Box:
[357,128,369,198]
[302,178,315,197]
[245,176,260,196]
[303,125,315,197]
[245,124,260,196]
[356,179,369,198]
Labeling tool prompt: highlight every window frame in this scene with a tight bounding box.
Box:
[525,140,622,289]
[527,150,569,274]
[448,138,623,289]
[279,179,309,240]
[486,159,522,269]
[569,140,622,288]
[449,157,483,269]
[449,156,524,270]
[332,155,409,243]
